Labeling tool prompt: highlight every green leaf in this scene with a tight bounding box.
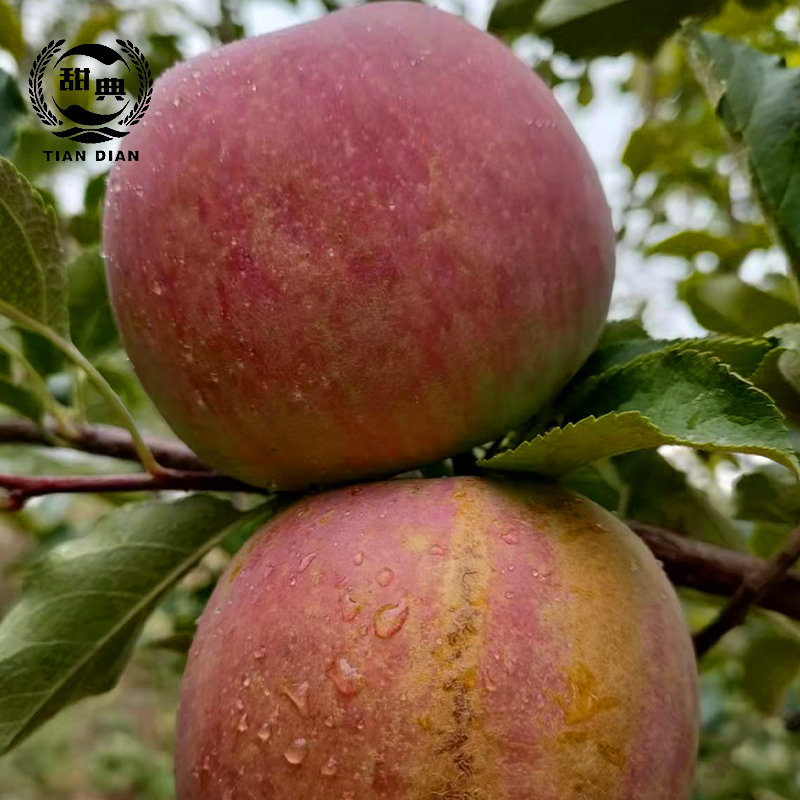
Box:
[0,333,67,425]
[0,68,25,157]
[17,328,65,376]
[565,349,797,470]
[0,380,43,422]
[751,323,800,426]
[560,459,624,513]
[0,495,279,755]
[648,226,772,270]
[83,172,108,210]
[0,0,24,62]
[0,157,68,336]
[766,323,800,393]
[735,465,800,526]
[742,633,800,715]
[559,450,743,547]
[146,33,184,79]
[488,0,546,37]
[595,318,649,348]
[577,333,773,382]
[12,125,79,181]
[481,411,669,476]
[679,271,799,337]
[534,0,724,58]
[69,248,119,359]
[67,173,108,245]
[686,30,800,283]
[616,449,744,548]
[748,522,790,559]
[482,347,798,476]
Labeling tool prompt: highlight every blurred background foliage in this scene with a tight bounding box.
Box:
[1,0,800,798]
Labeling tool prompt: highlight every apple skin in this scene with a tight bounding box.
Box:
[103,2,615,489]
[176,478,698,800]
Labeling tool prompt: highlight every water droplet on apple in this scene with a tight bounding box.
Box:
[374,600,409,638]
[375,567,395,587]
[283,680,309,714]
[284,738,308,765]
[320,756,339,777]
[237,713,248,732]
[429,544,446,556]
[339,591,361,621]
[326,656,363,696]
[256,723,271,742]
[298,552,317,573]
[353,551,364,566]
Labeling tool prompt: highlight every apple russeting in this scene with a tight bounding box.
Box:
[103,2,615,490]
[176,478,699,800]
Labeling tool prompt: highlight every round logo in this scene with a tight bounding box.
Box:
[28,39,152,144]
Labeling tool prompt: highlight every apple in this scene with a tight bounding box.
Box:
[176,477,698,799]
[104,3,615,489]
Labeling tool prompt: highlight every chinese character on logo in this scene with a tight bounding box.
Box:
[59,67,89,91]
[95,77,125,101]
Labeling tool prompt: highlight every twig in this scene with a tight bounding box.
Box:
[0,300,163,475]
[0,418,207,471]
[2,417,800,633]
[629,521,800,623]
[0,470,261,511]
[691,523,800,657]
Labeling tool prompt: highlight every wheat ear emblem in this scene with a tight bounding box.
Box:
[117,39,153,127]
[28,39,64,127]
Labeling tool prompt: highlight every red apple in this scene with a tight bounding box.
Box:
[104,3,615,489]
[176,478,698,799]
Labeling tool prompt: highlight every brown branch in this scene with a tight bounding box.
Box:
[0,470,262,511]
[0,419,208,471]
[691,523,800,657]
[630,520,800,629]
[2,416,800,634]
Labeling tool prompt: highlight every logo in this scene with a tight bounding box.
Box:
[28,39,152,144]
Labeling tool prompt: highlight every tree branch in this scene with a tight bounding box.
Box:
[2,417,800,632]
[0,470,261,511]
[691,523,800,657]
[0,418,208,471]
[630,521,800,626]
